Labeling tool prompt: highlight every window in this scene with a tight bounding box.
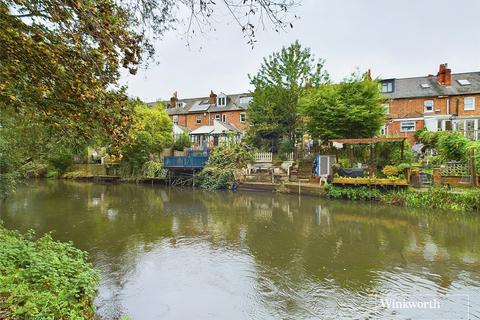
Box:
[424,100,434,112]
[400,121,416,132]
[380,81,394,93]
[217,96,226,106]
[464,97,475,111]
[222,114,227,122]
[214,114,221,121]
[457,79,471,86]
[176,101,184,108]
[240,113,246,123]
[172,115,178,124]
[420,83,431,89]
[380,125,387,136]
[239,96,253,105]
[196,115,201,124]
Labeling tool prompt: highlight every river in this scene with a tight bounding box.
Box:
[1,180,479,319]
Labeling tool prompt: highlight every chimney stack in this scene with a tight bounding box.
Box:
[170,91,178,108]
[437,63,452,86]
[209,90,217,105]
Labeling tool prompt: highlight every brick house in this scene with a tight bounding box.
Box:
[381,64,480,145]
[163,91,251,132]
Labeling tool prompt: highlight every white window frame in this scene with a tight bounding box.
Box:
[172,115,178,124]
[240,112,246,123]
[380,125,387,136]
[222,114,227,122]
[176,101,184,108]
[214,114,221,121]
[400,121,416,132]
[424,100,434,113]
[196,115,201,124]
[464,97,476,111]
[217,96,226,106]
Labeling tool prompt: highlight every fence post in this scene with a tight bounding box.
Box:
[471,148,478,187]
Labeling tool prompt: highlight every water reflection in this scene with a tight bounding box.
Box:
[1,181,479,319]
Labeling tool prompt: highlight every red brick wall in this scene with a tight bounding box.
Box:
[170,110,248,131]
[386,119,424,145]
[388,94,480,119]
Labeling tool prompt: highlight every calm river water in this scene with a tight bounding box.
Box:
[1,180,480,319]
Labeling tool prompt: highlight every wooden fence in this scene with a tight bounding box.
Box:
[254,152,272,163]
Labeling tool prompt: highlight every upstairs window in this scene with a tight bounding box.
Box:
[214,114,221,121]
[196,115,201,124]
[240,113,246,123]
[400,121,416,132]
[176,101,184,108]
[172,115,178,124]
[222,114,227,122]
[239,96,253,105]
[424,100,434,112]
[380,81,394,93]
[464,97,476,111]
[217,96,226,106]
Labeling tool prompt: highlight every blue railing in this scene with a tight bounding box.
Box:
[164,155,209,169]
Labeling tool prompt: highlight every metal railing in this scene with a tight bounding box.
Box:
[163,155,208,169]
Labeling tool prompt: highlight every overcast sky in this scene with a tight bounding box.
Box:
[120,0,480,102]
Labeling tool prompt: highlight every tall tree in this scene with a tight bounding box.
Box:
[121,103,173,176]
[300,74,386,142]
[247,41,329,150]
[0,0,299,144]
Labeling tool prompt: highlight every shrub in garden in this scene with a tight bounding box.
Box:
[382,165,400,177]
[437,132,469,162]
[197,142,253,190]
[0,226,99,319]
[172,133,191,151]
[325,185,383,201]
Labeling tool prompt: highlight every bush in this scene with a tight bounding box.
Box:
[325,185,383,201]
[48,146,75,174]
[382,165,400,177]
[414,127,427,140]
[437,132,469,161]
[197,143,253,190]
[0,226,99,319]
[142,160,163,178]
[382,188,480,211]
[196,167,235,190]
[172,133,191,151]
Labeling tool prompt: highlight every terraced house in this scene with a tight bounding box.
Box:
[381,64,480,144]
[165,91,251,132]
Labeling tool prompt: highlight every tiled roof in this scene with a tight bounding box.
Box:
[147,92,252,115]
[382,72,480,99]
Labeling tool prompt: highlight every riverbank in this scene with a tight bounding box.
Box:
[60,175,480,213]
[0,226,99,319]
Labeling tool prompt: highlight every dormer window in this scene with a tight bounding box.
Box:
[217,94,227,106]
[380,81,394,93]
[176,101,184,108]
[239,96,253,105]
